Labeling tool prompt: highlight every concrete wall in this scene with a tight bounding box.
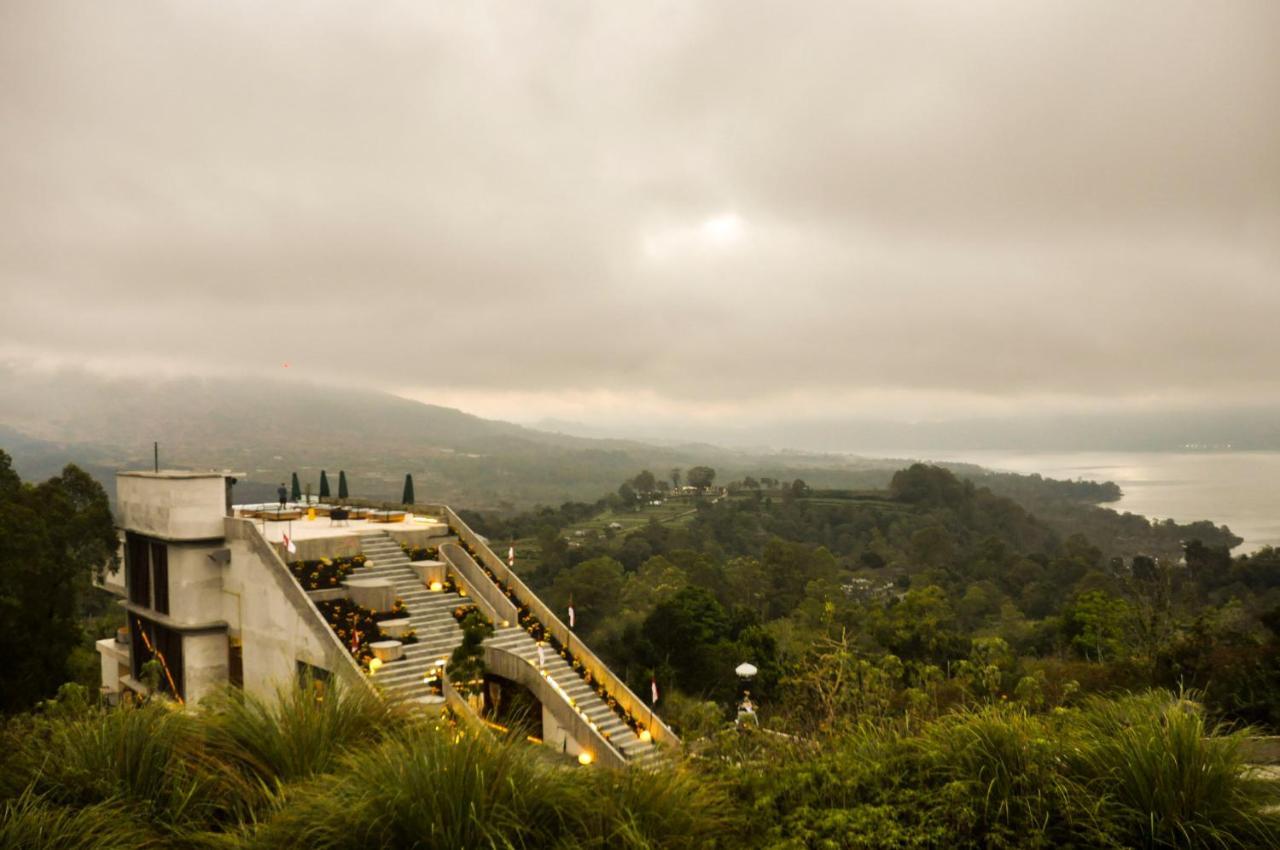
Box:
[223,518,374,699]
[273,525,452,563]
[289,533,363,562]
[542,704,583,757]
[118,472,229,541]
[440,541,518,626]
[484,645,625,769]
[386,526,452,549]
[167,544,227,626]
[184,631,230,704]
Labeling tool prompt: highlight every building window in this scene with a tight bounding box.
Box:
[151,541,170,615]
[228,639,244,690]
[126,534,150,607]
[124,532,170,614]
[296,660,331,700]
[129,613,185,699]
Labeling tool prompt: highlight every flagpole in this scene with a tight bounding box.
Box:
[650,677,656,733]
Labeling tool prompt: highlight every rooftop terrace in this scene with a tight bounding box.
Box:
[234,503,449,544]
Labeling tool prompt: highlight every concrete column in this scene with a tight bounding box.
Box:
[543,702,582,757]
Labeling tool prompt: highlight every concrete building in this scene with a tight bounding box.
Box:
[98,470,366,705]
[97,468,678,768]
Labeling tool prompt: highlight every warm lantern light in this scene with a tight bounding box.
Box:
[577,752,594,766]
[639,729,652,742]
[430,581,444,592]
[369,658,384,674]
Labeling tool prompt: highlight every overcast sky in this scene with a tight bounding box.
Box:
[1,1,1277,429]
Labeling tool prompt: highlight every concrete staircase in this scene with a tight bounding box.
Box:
[358,532,466,703]
[357,531,659,766]
[485,627,660,767]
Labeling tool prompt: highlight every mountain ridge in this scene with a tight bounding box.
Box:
[0,367,904,508]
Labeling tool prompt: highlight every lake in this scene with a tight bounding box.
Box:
[866,450,1280,555]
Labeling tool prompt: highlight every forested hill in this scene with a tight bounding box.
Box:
[0,366,906,508]
[463,463,1277,732]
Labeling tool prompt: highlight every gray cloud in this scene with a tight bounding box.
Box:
[1,1,1277,424]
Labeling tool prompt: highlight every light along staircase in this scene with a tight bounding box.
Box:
[357,532,660,766]
[357,532,466,704]
[486,624,661,767]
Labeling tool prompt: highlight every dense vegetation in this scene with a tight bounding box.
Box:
[2,681,1275,848]
[0,450,118,713]
[467,464,1278,730]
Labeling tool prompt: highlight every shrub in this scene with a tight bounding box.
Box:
[1066,691,1280,848]
[0,790,159,850]
[253,725,582,849]
[255,723,729,850]
[200,683,408,791]
[0,701,235,829]
[287,556,367,591]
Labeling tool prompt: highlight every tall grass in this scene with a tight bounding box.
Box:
[1,701,223,826]
[1066,691,1280,849]
[0,789,158,850]
[914,706,1088,845]
[702,692,1280,849]
[253,725,583,849]
[199,683,407,788]
[254,723,731,850]
[4,683,1275,849]
[576,763,732,849]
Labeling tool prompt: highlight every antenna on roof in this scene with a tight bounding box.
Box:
[154,442,159,473]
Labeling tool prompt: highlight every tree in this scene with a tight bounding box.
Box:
[619,556,689,619]
[889,464,969,506]
[789,478,810,497]
[1069,591,1131,663]
[632,470,657,494]
[742,476,760,490]
[290,472,301,502]
[671,468,682,490]
[642,587,734,694]
[0,453,118,713]
[687,466,716,490]
[618,482,636,504]
[338,470,349,500]
[319,470,330,499]
[448,610,494,696]
[549,557,626,634]
[402,474,415,505]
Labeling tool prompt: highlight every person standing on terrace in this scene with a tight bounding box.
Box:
[276,482,288,509]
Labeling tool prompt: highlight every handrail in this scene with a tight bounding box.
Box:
[427,504,679,749]
[439,542,518,626]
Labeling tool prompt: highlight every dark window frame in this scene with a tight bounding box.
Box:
[128,613,185,699]
[151,541,170,615]
[124,532,170,614]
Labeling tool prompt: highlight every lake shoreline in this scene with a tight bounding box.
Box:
[853,449,1280,555]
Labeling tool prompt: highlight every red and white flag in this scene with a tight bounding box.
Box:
[537,643,545,668]
[651,676,659,705]
[507,546,515,566]
[568,601,575,629]
[283,533,297,555]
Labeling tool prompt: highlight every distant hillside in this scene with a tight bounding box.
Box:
[0,367,903,509]
[537,408,1280,453]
